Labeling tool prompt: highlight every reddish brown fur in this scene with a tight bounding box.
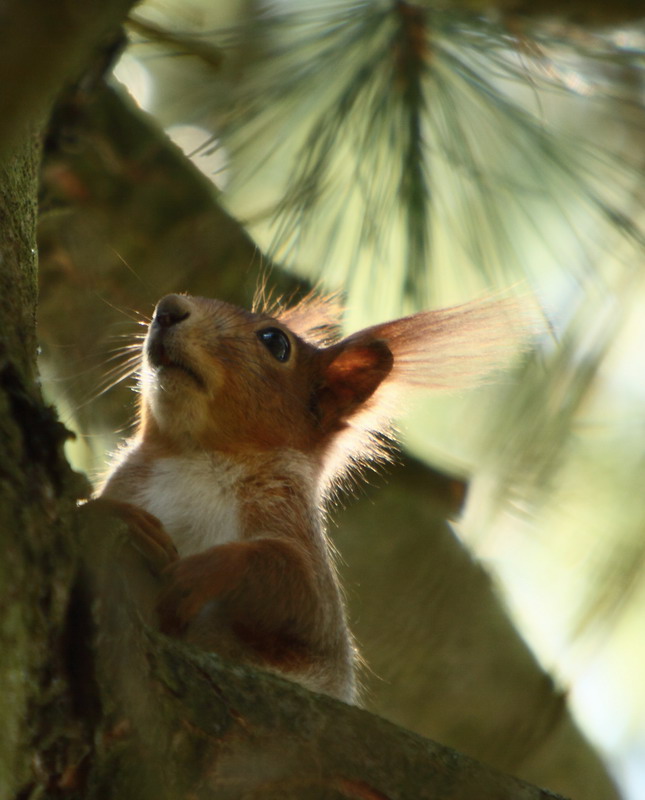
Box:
[98,291,531,701]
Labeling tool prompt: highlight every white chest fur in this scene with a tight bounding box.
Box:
[134,454,243,557]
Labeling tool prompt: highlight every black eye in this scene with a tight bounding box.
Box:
[257,327,291,363]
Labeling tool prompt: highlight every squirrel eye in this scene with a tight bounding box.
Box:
[257,327,291,363]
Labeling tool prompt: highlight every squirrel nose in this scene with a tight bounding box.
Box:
[153,295,191,328]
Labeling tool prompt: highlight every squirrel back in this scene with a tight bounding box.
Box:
[99,291,528,701]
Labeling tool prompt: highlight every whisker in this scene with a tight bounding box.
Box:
[92,291,152,325]
[101,349,143,365]
[109,248,156,292]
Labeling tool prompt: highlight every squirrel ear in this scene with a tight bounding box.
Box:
[317,337,393,427]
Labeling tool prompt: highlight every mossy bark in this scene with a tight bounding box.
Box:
[0,132,83,800]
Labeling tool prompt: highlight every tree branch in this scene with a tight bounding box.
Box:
[0,0,138,162]
[75,501,565,800]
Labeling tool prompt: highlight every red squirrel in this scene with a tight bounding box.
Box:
[98,291,527,702]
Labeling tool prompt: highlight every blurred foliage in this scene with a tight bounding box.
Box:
[126,1,644,317]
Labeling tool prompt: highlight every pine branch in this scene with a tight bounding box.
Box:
[217,2,644,310]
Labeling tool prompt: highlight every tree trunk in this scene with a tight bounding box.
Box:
[0,130,82,799]
[0,3,139,792]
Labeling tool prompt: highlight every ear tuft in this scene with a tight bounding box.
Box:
[275,292,343,345]
[316,294,540,494]
[367,294,538,391]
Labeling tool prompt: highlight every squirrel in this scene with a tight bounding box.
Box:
[97,291,527,702]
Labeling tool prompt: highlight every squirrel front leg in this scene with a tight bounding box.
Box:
[86,497,179,573]
[156,538,329,667]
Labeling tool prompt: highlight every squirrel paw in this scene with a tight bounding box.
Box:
[156,560,210,634]
[156,545,247,635]
[89,498,179,574]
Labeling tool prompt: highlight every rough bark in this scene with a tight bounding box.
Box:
[0,119,82,800]
[0,3,143,794]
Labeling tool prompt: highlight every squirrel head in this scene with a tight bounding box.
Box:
[139,292,531,490]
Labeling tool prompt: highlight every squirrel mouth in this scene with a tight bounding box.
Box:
[147,337,205,388]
